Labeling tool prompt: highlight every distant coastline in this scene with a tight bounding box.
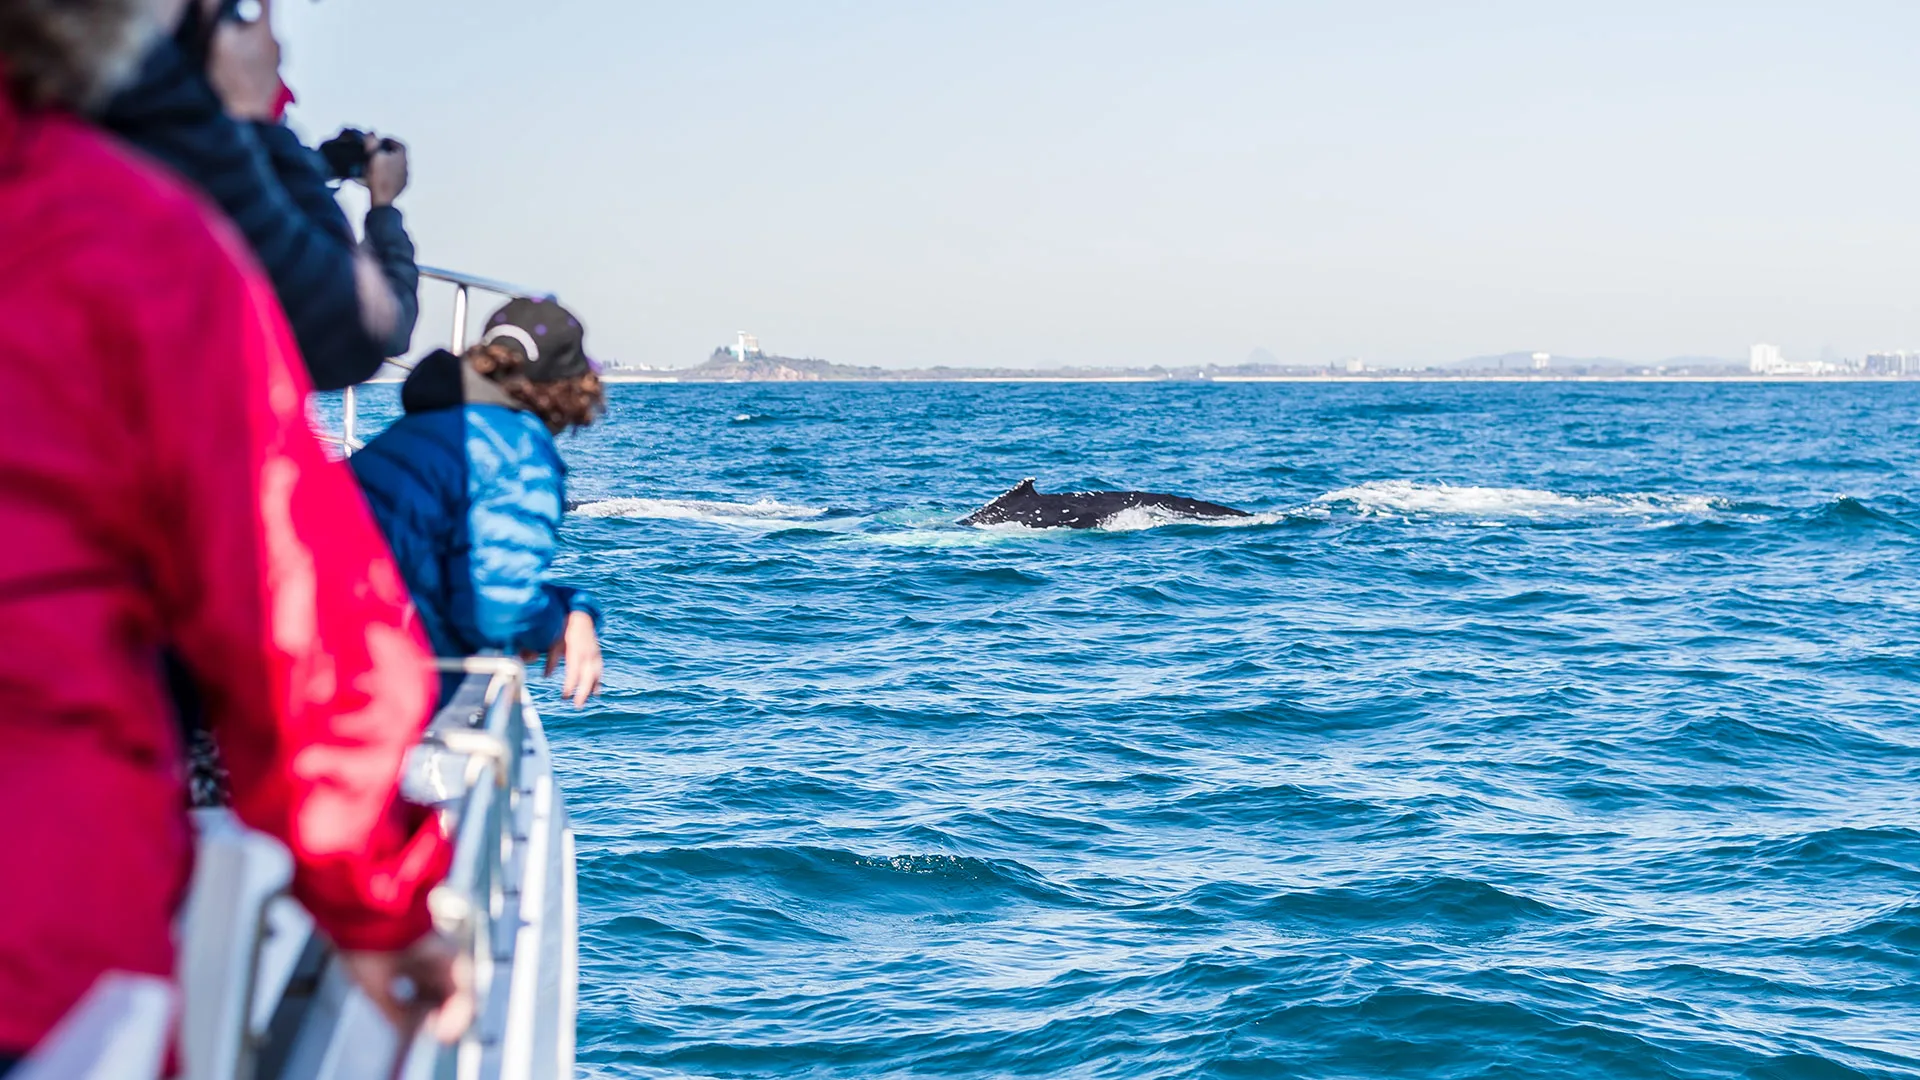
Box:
[594,348,1919,384]
[362,347,1920,386]
[599,372,1917,384]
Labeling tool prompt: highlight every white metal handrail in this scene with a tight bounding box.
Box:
[396,656,547,1080]
[16,975,175,1080]
[337,268,552,457]
[163,655,573,1080]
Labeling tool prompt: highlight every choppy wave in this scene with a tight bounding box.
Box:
[1795,495,1920,534]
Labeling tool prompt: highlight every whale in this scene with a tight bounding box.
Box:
[962,479,1249,529]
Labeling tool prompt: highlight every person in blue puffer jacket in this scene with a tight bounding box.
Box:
[352,299,607,706]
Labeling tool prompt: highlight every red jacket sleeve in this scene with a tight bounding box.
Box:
[145,198,448,952]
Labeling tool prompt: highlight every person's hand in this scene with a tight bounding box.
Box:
[544,611,603,707]
[364,135,409,208]
[340,932,473,1045]
[204,0,282,121]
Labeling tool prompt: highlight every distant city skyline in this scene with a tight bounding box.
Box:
[281,1,1920,370]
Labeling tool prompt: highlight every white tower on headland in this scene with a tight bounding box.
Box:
[731,331,762,362]
[1750,343,1784,374]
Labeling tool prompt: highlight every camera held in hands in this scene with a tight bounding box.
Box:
[319,128,400,182]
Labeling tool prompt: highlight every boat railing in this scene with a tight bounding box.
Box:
[13,975,175,1079]
[339,266,551,456]
[142,655,577,1080]
[396,655,548,1080]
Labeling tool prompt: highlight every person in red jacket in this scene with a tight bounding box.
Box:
[0,3,467,1064]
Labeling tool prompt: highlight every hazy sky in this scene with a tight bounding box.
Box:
[278,1,1920,369]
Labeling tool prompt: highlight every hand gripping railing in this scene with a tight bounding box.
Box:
[338,267,551,456]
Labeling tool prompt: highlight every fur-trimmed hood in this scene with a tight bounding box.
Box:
[1,0,155,111]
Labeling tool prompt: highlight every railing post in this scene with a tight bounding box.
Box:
[325,269,547,455]
[342,384,357,457]
[451,284,470,352]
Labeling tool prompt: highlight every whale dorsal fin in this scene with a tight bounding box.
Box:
[962,479,1041,525]
[982,479,1037,506]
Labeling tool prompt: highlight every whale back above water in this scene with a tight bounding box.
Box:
[962,478,1249,529]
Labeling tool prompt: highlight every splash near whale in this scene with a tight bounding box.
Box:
[962,479,1250,529]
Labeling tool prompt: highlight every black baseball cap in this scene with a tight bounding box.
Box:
[482,298,600,382]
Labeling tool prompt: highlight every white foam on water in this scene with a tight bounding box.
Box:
[1092,505,1298,532]
[571,497,832,529]
[1095,505,1191,532]
[1316,480,1724,520]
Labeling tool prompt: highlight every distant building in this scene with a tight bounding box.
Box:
[1750,343,1837,376]
[730,331,763,362]
[1531,352,1551,371]
[1865,351,1920,375]
[1342,358,1365,373]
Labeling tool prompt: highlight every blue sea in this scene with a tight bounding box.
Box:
[332,381,1920,1079]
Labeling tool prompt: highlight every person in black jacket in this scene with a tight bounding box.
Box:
[101,0,418,390]
[106,0,423,808]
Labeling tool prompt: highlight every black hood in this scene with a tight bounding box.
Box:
[400,349,463,414]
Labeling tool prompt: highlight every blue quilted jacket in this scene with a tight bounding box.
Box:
[351,351,600,668]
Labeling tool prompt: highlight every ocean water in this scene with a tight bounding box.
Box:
[330,381,1920,1079]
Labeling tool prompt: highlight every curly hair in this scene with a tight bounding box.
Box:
[0,0,153,111]
[466,343,606,434]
